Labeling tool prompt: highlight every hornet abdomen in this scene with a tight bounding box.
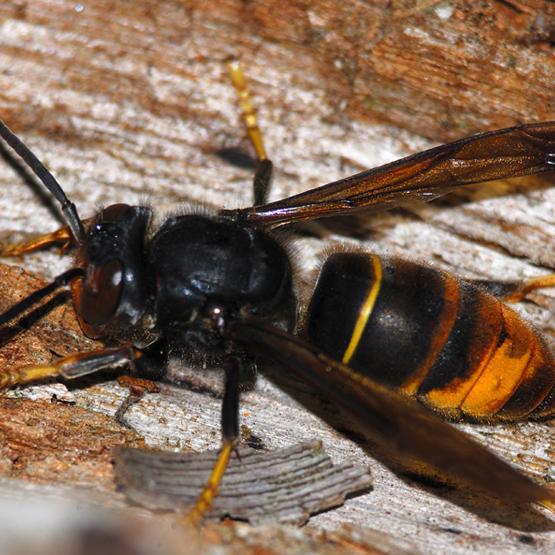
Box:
[306,253,554,421]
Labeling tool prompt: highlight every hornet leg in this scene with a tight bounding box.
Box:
[227,60,273,205]
[184,356,241,525]
[473,274,555,302]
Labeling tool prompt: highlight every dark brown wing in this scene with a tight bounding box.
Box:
[228,122,555,227]
[230,318,554,507]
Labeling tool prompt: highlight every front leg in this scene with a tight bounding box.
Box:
[0,345,140,389]
[185,355,242,525]
[0,226,75,257]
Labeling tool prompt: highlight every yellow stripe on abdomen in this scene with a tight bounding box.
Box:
[342,255,382,365]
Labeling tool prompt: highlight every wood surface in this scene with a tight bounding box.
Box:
[0,1,554,554]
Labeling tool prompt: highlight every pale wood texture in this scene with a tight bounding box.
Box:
[113,441,373,525]
[0,1,554,554]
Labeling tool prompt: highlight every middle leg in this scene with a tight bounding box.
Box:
[184,355,242,525]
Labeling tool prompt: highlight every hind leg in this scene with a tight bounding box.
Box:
[472,274,555,302]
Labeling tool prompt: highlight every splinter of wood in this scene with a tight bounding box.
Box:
[113,441,372,526]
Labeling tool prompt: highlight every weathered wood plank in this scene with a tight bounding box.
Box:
[0,1,553,554]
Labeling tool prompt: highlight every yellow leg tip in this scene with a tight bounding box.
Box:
[226,59,267,162]
[0,227,73,257]
[181,441,236,525]
[539,498,555,514]
[0,365,59,390]
[180,507,203,528]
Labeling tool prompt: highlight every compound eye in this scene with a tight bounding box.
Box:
[79,259,124,326]
[99,203,133,222]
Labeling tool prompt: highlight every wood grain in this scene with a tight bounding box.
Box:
[0,1,553,554]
